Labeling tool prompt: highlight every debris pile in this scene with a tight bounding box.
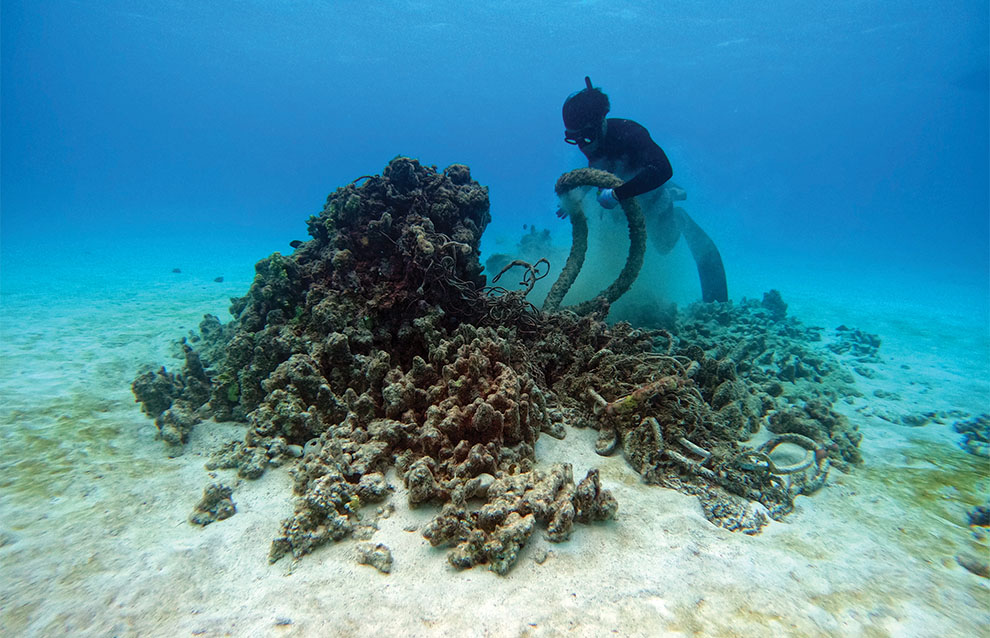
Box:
[133,158,862,573]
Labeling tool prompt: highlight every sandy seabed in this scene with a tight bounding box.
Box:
[1,264,988,638]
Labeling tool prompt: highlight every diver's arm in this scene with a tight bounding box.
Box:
[613,151,672,200]
[607,120,673,201]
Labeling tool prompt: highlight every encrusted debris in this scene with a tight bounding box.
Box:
[189,483,236,526]
[134,158,866,572]
[954,414,990,457]
[356,542,393,573]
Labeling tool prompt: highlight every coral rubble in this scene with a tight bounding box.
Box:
[189,483,236,526]
[356,541,394,573]
[954,414,990,457]
[131,342,212,456]
[133,158,863,573]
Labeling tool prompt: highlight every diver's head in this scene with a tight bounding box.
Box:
[562,76,609,148]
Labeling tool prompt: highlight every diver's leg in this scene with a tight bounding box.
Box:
[674,207,728,303]
[646,206,681,255]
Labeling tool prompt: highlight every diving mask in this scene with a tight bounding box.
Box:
[564,124,600,147]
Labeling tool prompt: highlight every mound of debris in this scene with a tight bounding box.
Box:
[133,158,862,573]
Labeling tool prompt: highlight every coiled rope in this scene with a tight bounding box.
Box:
[542,168,646,315]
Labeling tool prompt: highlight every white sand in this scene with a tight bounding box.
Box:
[1,267,988,638]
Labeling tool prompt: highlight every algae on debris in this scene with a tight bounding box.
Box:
[133,158,864,573]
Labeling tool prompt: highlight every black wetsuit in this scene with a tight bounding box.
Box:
[579,118,729,303]
[581,118,673,202]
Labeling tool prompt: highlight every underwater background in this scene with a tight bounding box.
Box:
[2,1,988,298]
[1,2,988,637]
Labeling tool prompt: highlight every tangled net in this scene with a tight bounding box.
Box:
[478,258,550,336]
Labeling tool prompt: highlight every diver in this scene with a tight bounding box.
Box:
[560,76,728,303]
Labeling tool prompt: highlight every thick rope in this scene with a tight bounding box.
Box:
[542,168,647,314]
[543,203,588,311]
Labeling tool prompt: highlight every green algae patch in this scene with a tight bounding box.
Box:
[0,394,158,502]
[857,437,987,575]
[899,438,987,506]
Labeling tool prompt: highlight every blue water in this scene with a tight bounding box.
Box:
[2,0,987,298]
[2,3,989,634]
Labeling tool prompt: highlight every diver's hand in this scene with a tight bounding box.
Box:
[597,188,619,209]
[555,207,569,219]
